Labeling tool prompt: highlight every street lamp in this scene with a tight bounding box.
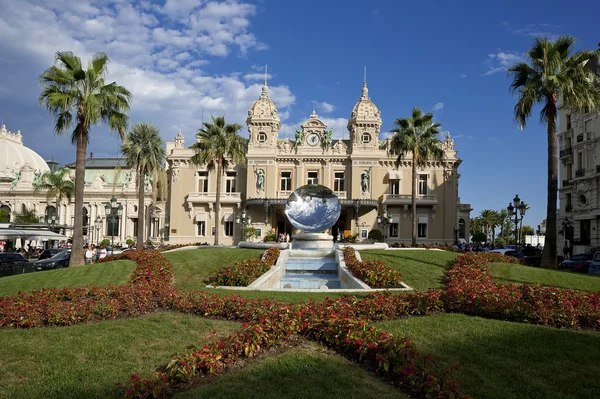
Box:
[95,216,102,245]
[376,206,393,242]
[90,222,94,245]
[104,196,123,248]
[506,194,526,248]
[236,209,252,241]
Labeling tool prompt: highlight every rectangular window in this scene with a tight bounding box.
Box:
[197,221,206,236]
[280,171,292,191]
[578,152,584,169]
[418,216,428,238]
[418,175,428,195]
[225,171,236,193]
[334,171,345,192]
[307,171,319,185]
[566,114,572,130]
[132,218,138,238]
[390,179,400,195]
[389,223,399,238]
[566,193,572,208]
[211,226,216,236]
[224,221,234,237]
[198,171,208,193]
[567,163,572,179]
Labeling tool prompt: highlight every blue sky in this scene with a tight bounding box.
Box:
[0,0,598,229]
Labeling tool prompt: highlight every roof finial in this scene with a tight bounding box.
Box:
[364,66,367,85]
[361,66,369,100]
[260,65,269,98]
[264,64,268,85]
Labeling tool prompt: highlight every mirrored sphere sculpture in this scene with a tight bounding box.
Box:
[285,184,341,233]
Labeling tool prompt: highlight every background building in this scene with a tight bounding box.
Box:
[165,79,471,245]
[0,123,158,248]
[558,56,600,253]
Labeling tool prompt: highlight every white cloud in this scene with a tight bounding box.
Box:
[431,102,444,112]
[244,73,272,82]
[316,101,335,113]
[482,50,525,76]
[460,73,467,79]
[454,134,465,139]
[501,22,562,41]
[0,0,290,162]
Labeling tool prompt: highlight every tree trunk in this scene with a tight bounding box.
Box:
[411,156,417,247]
[69,125,87,267]
[541,96,558,269]
[214,158,222,246]
[136,166,145,248]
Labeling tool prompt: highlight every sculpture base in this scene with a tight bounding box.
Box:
[292,233,334,250]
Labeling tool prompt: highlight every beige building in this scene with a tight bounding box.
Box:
[558,56,600,252]
[165,79,471,245]
[0,123,160,247]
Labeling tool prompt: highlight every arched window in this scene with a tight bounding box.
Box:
[83,207,89,236]
[0,205,11,222]
[458,219,466,239]
[45,206,57,224]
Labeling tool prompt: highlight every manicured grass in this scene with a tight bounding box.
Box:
[360,249,459,290]
[0,260,136,297]
[176,341,405,399]
[489,262,600,292]
[376,313,600,399]
[0,312,240,398]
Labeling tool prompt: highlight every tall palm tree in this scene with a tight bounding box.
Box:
[190,116,246,246]
[35,167,75,223]
[489,210,500,247]
[389,107,444,246]
[470,217,484,243]
[39,52,131,266]
[479,209,496,244]
[508,36,600,268]
[121,123,166,248]
[497,209,510,239]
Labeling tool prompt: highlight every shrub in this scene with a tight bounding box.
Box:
[367,229,384,242]
[126,238,135,247]
[342,247,403,288]
[99,239,111,247]
[207,247,280,286]
[346,233,359,243]
[243,227,259,241]
[263,230,277,242]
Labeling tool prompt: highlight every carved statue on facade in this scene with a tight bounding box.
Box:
[10,168,21,190]
[32,170,42,190]
[255,169,265,192]
[292,128,304,151]
[144,174,152,191]
[360,170,369,193]
[122,171,132,190]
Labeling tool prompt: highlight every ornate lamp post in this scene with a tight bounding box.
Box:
[236,209,252,241]
[95,216,102,246]
[104,196,123,248]
[376,205,393,242]
[506,194,526,248]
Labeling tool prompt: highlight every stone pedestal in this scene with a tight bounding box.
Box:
[292,233,334,250]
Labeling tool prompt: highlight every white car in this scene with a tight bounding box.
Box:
[489,248,518,257]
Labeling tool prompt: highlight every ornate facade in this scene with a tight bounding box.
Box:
[0,123,159,247]
[165,79,472,245]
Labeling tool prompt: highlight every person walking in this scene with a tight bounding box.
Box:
[84,245,93,265]
[99,246,107,260]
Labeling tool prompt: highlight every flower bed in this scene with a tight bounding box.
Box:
[443,252,600,329]
[207,247,280,287]
[343,246,404,288]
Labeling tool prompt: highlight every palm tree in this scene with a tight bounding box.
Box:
[508,36,600,268]
[389,107,444,246]
[190,116,247,246]
[497,209,510,239]
[13,207,39,223]
[479,209,496,244]
[39,52,131,266]
[489,210,500,248]
[35,167,75,223]
[121,123,166,248]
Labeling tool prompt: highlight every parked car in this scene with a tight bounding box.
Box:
[0,253,34,277]
[589,252,600,275]
[489,249,518,257]
[38,248,64,260]
[518,246,543,267]
[559,253,593,272]
[33,250,70,271]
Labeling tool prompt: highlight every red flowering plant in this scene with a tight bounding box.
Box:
[207,247,280,287]
[342,246,404,288]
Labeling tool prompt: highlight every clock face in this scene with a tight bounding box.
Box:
[307,133,320,146]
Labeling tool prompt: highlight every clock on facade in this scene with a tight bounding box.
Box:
[307,133,320,146]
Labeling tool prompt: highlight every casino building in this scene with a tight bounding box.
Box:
[165,78,472,246]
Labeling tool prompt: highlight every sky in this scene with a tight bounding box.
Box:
[0,0,598,230]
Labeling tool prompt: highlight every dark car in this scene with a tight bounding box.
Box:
[518,246,543,267]
[0,253,34,277]
[33,250,70,271]
[38,248,64,260]
[559,253,593,272]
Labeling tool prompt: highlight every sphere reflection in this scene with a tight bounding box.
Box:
[285,184,341,233]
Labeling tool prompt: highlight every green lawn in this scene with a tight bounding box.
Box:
[0,260,136,296]
[376,313,600,399]
[0,312,240,399]
[489,262,600,292]
[176,341,405,399]
[361,249,458,290]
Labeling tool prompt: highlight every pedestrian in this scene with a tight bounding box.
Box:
[563,242,569,260]
[84,245,93,265]
[568,243,573,260]
[99,246,107,260]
